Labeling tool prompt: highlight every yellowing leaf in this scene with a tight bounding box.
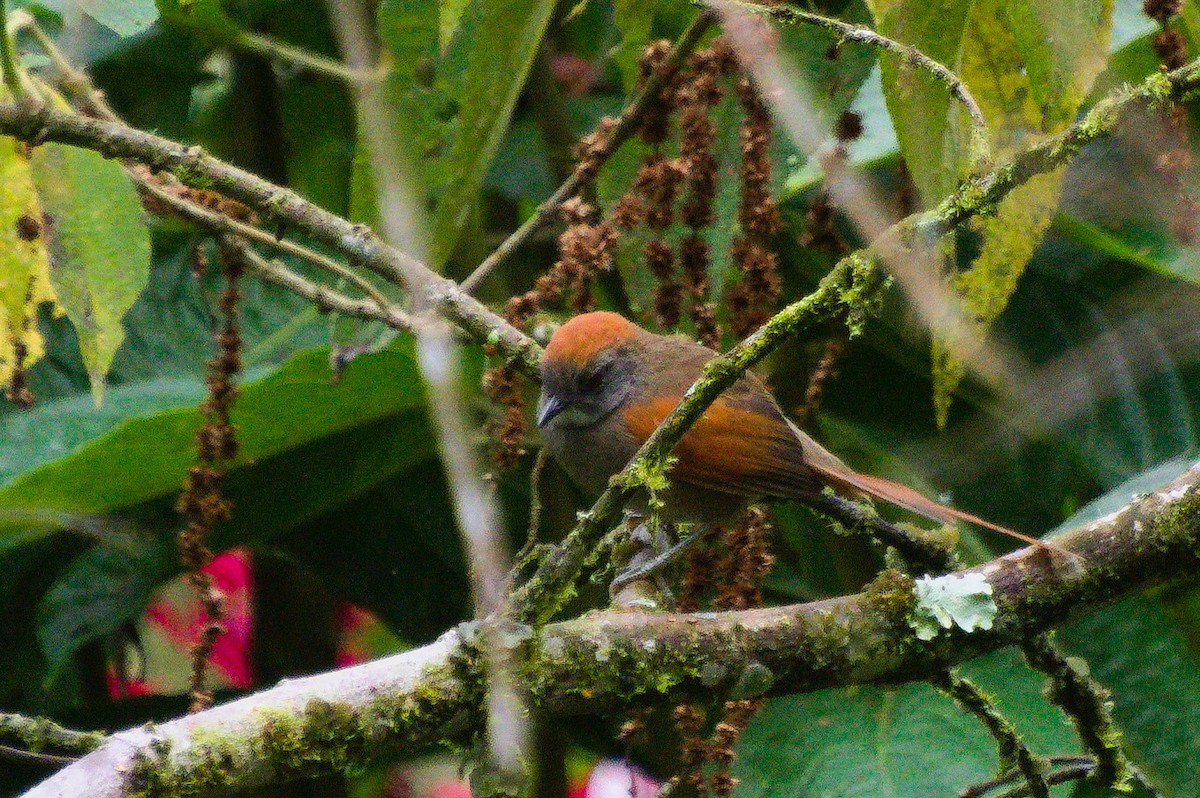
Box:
[0,132,55,394]
[31,143,152,405]
[869,0,1113,425]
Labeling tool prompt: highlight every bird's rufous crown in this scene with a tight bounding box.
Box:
[543,311,640,367]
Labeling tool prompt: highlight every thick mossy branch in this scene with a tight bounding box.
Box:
[21,463,1200,798]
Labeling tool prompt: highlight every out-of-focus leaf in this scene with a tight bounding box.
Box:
[0,344,427,527]
[611,0,657,89]
[36,536,173,679]
[734,649,1080,798]
[154,0,241,43]
[428,0,556,267]
[1052,214,1171,275]
[80,0,159,37]
[866,0,1113,425]
[31,141,152,405]
[1060,598,1200,798]
[781,64,900,198]
[439,0,472,49]
[350,0,444,230]
[0,120,54,391]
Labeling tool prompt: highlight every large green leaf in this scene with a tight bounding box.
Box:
[0,121,53,390]
[734,649,1080,798]
[36,535,173,678]
[0,344,428,537]
[356,0,555,271]
[30,142,153,405]
[427,0,556,267]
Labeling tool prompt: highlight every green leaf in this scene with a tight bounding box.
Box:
[36,536,173,679]
[1060,599,1200,797]
[867,0,1113,425]
[154,0,241,44]
[734,649,1080,797]
[910,572,997,640]
[30,142,152,405]
[0,126,54,389]
[81,0,159,37]
[427,0,556,267]
[0,344,427,528]
[611,0,657,89]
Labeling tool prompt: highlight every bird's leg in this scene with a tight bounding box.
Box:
[610,522,712,594]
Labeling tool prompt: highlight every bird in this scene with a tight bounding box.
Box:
[536,310,1052,571]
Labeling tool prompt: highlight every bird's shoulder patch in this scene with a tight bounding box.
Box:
[620,394,816,497]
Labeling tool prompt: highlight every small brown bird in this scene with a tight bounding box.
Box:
[537,311,1046,552]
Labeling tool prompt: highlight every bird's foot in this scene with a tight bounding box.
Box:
[609,523,710,596]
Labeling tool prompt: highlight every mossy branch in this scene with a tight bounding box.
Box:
[931,671,1049,798]
[0,52,1190,384]
[0,712,103,760]
[0,101,543,378]
[506,56,1200,624]
[1021,633,1130,788]
[19,462,1200,798]
[718,0,991,168]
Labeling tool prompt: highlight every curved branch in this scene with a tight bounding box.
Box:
[20,462,1200,798]
[507,55,1200,624]
[0,102,542,377]
[719,0,991,165]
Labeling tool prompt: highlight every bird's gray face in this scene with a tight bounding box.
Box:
[537,346,636,429]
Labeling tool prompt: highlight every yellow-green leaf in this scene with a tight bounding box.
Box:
[869,0,1112,425]
[31,143,152,405]
[0,132,54,392]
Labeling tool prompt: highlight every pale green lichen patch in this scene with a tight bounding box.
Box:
[909,573,997,641]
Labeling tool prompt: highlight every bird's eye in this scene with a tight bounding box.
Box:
[579,366,606,393]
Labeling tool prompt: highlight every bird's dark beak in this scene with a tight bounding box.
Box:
[536,394,566,428]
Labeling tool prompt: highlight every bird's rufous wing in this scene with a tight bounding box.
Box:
[620,393,821,498]
[621,391,1061,553]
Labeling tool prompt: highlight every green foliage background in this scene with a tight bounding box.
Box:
[1,0,1199,796]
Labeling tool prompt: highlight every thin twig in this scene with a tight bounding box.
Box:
[237,29,384,84]
[933,671,1049,798]
[1021,633,1131,788]
[959,757,1091,798]
[0,744,79,766]
[138,176,397,312]
[718,0,990,166]
[222,235,415,331]
[21,15,397,316]
[460,13,713,293]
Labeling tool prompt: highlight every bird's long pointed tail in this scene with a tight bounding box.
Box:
[810,462,1072,556]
